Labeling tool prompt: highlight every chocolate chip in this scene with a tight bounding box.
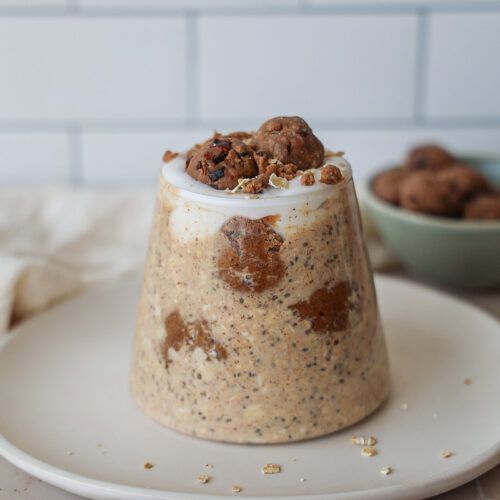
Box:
[208,168,225,181]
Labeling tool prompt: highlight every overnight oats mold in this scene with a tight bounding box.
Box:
[130,116,391,444]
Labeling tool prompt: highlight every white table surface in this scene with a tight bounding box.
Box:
[1,270,499,500]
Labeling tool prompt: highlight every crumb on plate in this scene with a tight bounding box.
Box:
[360,447,377,457]
[262,463,281,474]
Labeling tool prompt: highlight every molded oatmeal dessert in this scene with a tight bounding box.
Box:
[130,116,390,444]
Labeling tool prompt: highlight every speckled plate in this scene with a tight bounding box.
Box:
[0,275,499,500]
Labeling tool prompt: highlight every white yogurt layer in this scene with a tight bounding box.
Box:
[161,154,352,244]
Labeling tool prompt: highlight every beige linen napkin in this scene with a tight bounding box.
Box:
[0,188,154,333]
[0,187,394,334]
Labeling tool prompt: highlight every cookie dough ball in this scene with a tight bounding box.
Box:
[186,136,258,190]
[253,116,324,170]
[217,216,285,292]
[226,130,254,142]
[399,171,462,216]
[404,144,454,172]
[185,137,211,167]
[437,163,489,200]
[372,168,407,205]
[463,194,500,220]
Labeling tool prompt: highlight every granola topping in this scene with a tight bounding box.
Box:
[162,150,179,163]
[164,116,349,193]
[320,164,344,185]
[300,171,315,186]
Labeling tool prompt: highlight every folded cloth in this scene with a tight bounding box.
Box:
[0,186,395,334]
[0,187,154,333]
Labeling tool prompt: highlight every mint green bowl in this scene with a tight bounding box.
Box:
[364,156,500,289]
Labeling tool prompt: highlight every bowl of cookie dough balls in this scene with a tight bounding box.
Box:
[364,145,500,288]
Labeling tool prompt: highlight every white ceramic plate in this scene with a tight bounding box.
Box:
[0,276,499,500]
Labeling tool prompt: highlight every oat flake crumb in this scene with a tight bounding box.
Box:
[144,462,154,469]
[262,463,281,474]
[300,477,307,483]
[351,435,377,446]
[198,474,211,484]
[440,451,453,459]
[65,451,74,456]
[401,403,409,410]
[230,177,251,193]
[464,378,472,385]
[380,466,393,475]
[324,149,345,158]
[231,485,242,493]
[360,447,377,457]
[269,173,289,190]
[204,463,214,469]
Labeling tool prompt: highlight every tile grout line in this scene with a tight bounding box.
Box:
[68,125,83,186]
[66,0,80,14]
[2,117,500,133]
[414,7,429,124]
[299,0,309,13]
[0,4,500,17]
[185,12,199,127]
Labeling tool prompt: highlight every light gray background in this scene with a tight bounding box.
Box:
[0,0,499,187]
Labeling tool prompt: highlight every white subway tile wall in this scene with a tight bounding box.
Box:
[0,133,70,185]
[0,0,499,187]
[81,130,212,185]
[0,18,187,121]
[199,15,418,120]
[427,12,500,118]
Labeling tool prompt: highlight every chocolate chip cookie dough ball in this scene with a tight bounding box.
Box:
[464,194,500,220]
[226,130,254,142]
[372,168,407,205]
[399,171,462,216]
[217,216,285,293]
[186,136,258,190]
[437,163,490,200]
[253,116,324,170]
[404,144,455,172]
